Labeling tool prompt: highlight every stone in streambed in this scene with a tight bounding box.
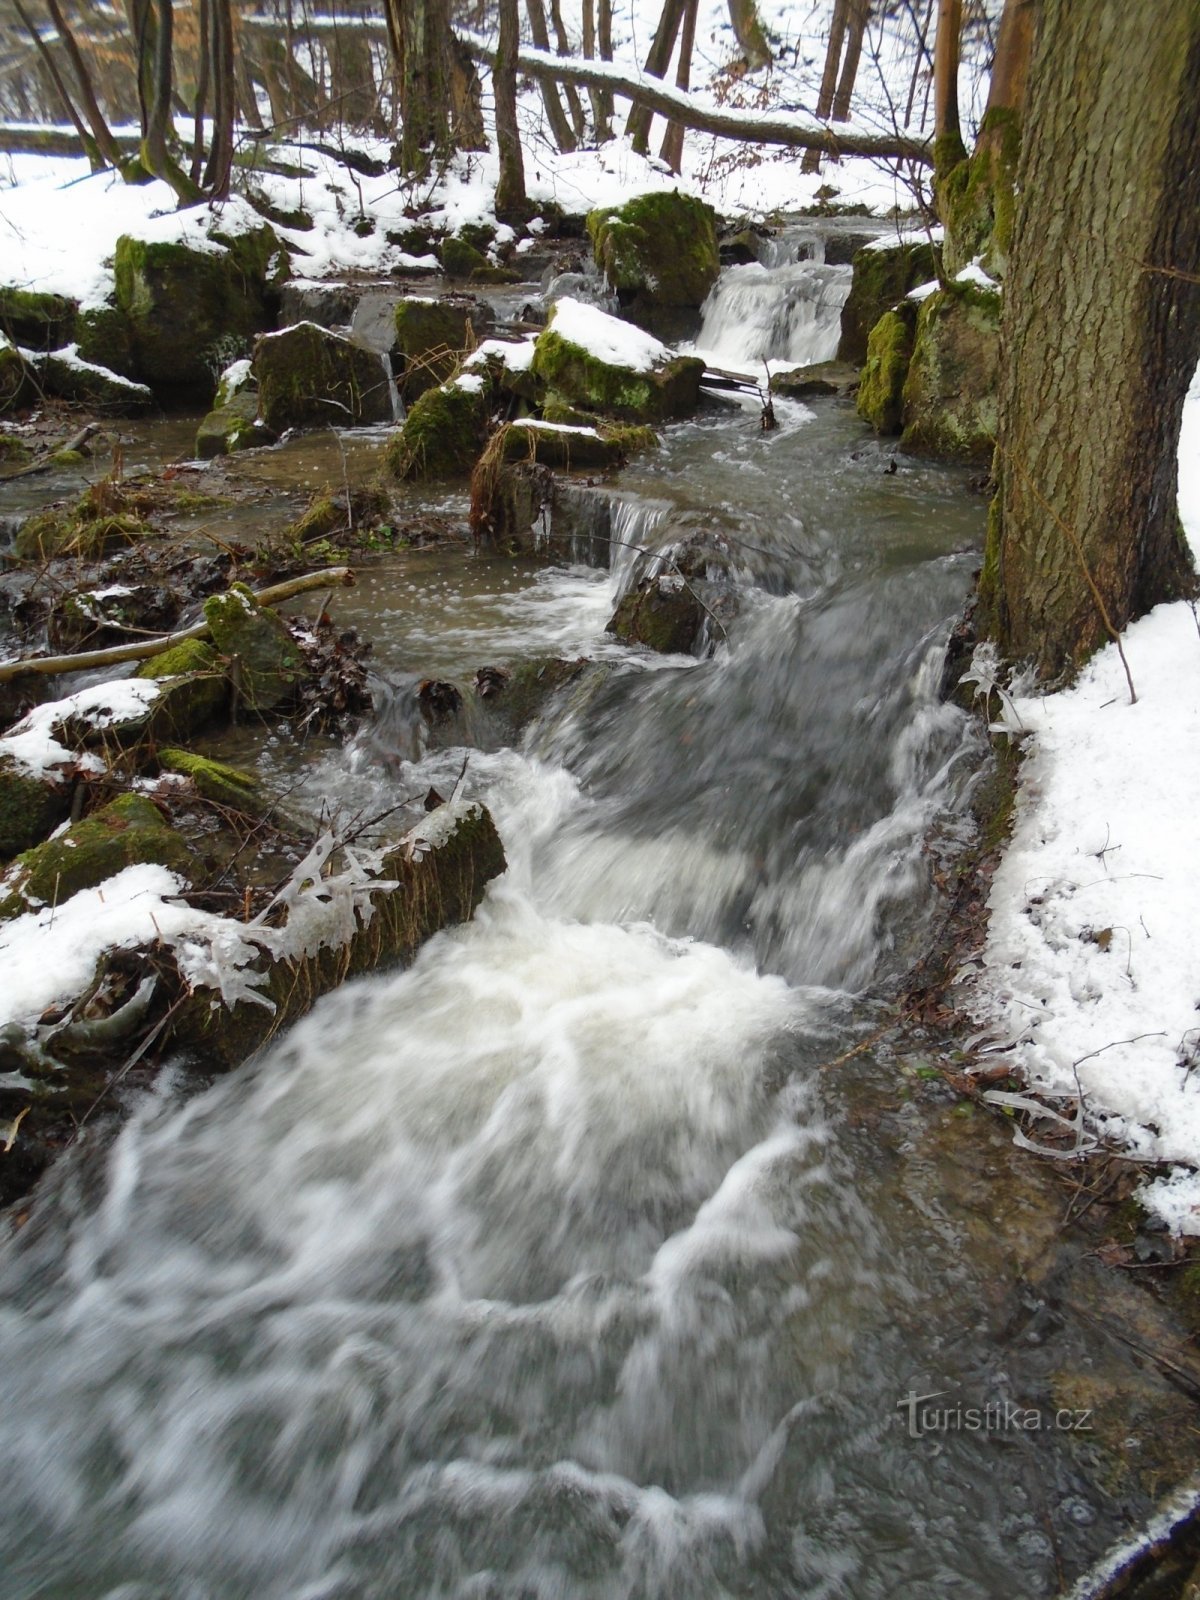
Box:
[0,757,71,862]
[202,584,306,713]
[254,321,393,432]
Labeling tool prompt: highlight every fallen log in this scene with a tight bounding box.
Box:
[0,566,353,683]
[458,33,933,163]
[0,123,140,158]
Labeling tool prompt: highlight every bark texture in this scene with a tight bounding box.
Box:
[386,0,454,173]
[982,0,1200,678]
[493,0,527,221]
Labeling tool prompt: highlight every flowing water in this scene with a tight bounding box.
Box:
[0,260,1171,1599]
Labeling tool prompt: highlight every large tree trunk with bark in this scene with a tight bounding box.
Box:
[980,0,1200,679]
[493,0,527,223]
[386,0,455,174]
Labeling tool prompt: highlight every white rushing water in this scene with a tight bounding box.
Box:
[1,264,1103,1600]
[693,262,852,370]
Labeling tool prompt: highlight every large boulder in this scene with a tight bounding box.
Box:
[470,462,621,563]
[530,298,703,424]
[0,793,191,918]
[0,287,77,351]
[606,530,735,655]
[134,637,228,739]
[393,294,493,398]
[899,283,1000,465]
[110,216,287,396]
[255,321,393,432]
[35,346,153,415]
[856,304,917,435]
[587,192,720,311]
[386,376,490,480]
[838,237,937,365]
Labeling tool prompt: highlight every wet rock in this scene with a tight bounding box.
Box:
[34,347,154,415]
[720,226,763,266]
[278,280,359,329]
[386,378,490,480]
[0,792,192,917]
[169,800,507,1069]
[157,746,294,825]
[0,756,71,861]
[607,570,707,654]
[203,583,306,713]
[111,221,287,397]
[856,305,917,436]
[837,238,937,365]
[393,295,494,398]
[899,285,1000,466]
[47,583,181,653]
[417,678,463,724]
[133,638,228,741]
[493,419,637,470]
[470,461,618,563]
[772,360,859,399]
[531,303,704,425]
[0,286,78,351]
[195,390,275,459]
[439,235,489,278]
[255,321,393,432]
[12,503,151,562]
[587,192,720,311]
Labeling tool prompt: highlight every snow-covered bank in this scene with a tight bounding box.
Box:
[971,367,1200,1233]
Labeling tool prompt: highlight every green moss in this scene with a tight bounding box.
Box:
[138,636,220,680]
[157,747,269,815]
[255,322,392,432]
[0,287,77,350]
[532,326,703,424]
[195,392,265,459]
[203,583,304,712]
[856,306,915,435]
[135,637,228,737]
[439,236,489,278]
[0,344,33,415]
[0,756,71,862]
[600,423,659,455]
[900,287,1000,465]
[468,265,522,286]
[73,302,136,379]
[386,381,489,480]
[12,505,150,562]
[837,240,937,365]
[0,793,191,916]
[112,225,284,395]
[394,297,488,398]
[607,574,704,654]
[0,432,30,465]
[586,192,720,308]
[937,108,1022,278]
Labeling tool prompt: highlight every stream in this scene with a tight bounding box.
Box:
[0,240,1181,1599]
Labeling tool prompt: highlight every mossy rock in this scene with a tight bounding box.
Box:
[394,296,492,399]
[0,432,31,466]
[468,265,522,286]
[112,225,285,396]
[195,391,273,459]
[900,285,1000,466]
[254,321,393,432]
[48,583,180,653]
[0,793,191,917]
[531,323,703,424]
[586,193,720,309]
[772,360,859,399]
[386,380,489,480]
[203,584,305,712]
[73,302,137,380]
[0,342,34,415]
[496,420,627,471]
[37,349,154,416]
[856,305,917,435]
[837,239,937,365]
[0,756,71,862]
[0,287,78,351]
[607,572,706,654]
[169,802,506,1069]
[439,236,490,278]
[12,506,150,562]
[135,636,228,737]
[157,747,273,818]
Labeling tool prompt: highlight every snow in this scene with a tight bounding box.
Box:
[863,225,945,253]
[465,337,538,373]
[0,680,161,780]
[34,344,153,394]
[971,367,1200,1233]
[546,297,669,372]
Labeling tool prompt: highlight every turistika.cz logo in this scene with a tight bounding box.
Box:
[897,1388,1094,1440]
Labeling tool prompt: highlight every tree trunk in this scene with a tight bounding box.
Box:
[727,0,772,70]
[494,0,527,223]
[801,0,848,173]
[596,0,614,134]
[525,0,577,152]
[830,0,869,121]
[36,0,126,170]
[580,0,610,139]
[933,0,963,162]
[984,0,1033,130]
[980,0,1200,679]
[386,0,455,174]
[547,0,587,139]
[625,0,686,154]
[660,0,698,173]
[202,0,235,197]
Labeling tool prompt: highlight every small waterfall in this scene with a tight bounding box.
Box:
[696,261,852,369]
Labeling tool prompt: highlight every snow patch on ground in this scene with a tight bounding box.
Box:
[0,680,161,779]
[972,367,1200,1233]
